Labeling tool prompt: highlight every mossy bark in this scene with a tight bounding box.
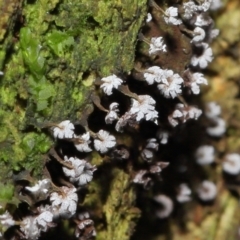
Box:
[1,0,240,240]
[0,0,146,238]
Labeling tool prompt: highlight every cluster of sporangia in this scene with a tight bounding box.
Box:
[1,0,240,239]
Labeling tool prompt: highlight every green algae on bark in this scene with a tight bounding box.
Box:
[0,0,147,237]
[0,0,147,177]
[84,167,140,240]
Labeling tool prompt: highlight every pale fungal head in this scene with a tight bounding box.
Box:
[112,146,130,160]
[168,109,183,127]
[52,120,75,139]
[222,153,240,175]
[157,71,184,99]
[194,13,212,27]
[115,111,137,132]
[105,102,119,124]
[187,106,202,120]
[50,186,78,219]
[0,211,15,229]
[129,95,158,122]
[133,170,147,184]
[143,66,164,85]
[205,102,221,119]
[168,104,202,127]
[75,213,96,239]
[94,130,116,153]
[20,210,53,240]
[197,180,217,201]
[191,43,213,69]
[63,156,96,186]
[146,13,153,23]
[195,145,215,165]
[153,194,174,218]
[196,0,212,12]
[191,27,206,43]
[78,163,96,187]
[149,37,167,55]
[133,170,151,188]
[192,72,208,86]
[25,178,51,201]
[145,138,159,151]
[149,162,169,174]
[100,74,123,95]
[184,70,208,94]
[177,183,191,203]
[209,28,220,42]
[164,7,182,25]
[78,211,90,220]
[74,132,92,152]
[206,117,226,137]
[182,1,198,20]
[35,211,54,232]
[190,82,201,95]
[141,148,154,162]
[20,216,41,240]
[157,130,169,144]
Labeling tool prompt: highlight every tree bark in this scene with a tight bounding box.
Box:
[1,0,240,240]
[0,0,146,238]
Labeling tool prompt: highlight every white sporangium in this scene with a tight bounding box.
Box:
[63,156,96,186]
[25,178,51,201]
[197,180,217,201]
[94,130,116,153]
[129,95,158,123]
[50,186,78,218]
[195,145,215,165]
[149,37,167,55]
[222,153,240,175]
[52,120,75,139]
[100,74,123,96]
[74,132,92,152]
[105,102,119,124]
[163,7,182,25]
[191,43,213,69]
[157,70,184,98]
[143,66,165,85]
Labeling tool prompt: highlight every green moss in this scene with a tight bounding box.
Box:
[20,27,46,80]
[55,0,147,76]
[0,104,52,175]
[71,87,83,103]
[22,0,60,35]
[0,0,147,237]
[99,168,140,240]
[46,30,74,57]
[0,126,8,143]
[82,72,96,87]
[0,0,146,171]
[28,76,56,113]
[84,166,140,240]
[0,86,17,107]
[21,132,52,155]
[0,183,14,203]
